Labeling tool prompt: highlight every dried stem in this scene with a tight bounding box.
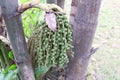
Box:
[8,1,64,19]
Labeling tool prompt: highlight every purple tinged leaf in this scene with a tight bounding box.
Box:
[45,12,57,32]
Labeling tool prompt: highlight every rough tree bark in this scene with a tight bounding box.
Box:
[57,0,65,9]
[65,0,101,80]
[47,0,57,4]
[0,0,35,80]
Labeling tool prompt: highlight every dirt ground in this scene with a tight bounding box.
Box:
[88,0,120,80]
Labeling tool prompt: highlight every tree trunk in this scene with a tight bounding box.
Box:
[47,0,57,4]
[0,0,35,80]
[66,0,101,80]
[57,0,65,9]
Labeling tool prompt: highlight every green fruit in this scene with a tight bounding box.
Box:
[27,13,74,68]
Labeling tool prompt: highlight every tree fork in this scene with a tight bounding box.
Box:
[0,0,35,80]
[65,0,101,80]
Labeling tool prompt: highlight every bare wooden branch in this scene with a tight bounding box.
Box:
[89,47,99,56]
[18,0,40,11]
[8,3,64,19]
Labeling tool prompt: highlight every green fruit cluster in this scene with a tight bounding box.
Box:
[27,14,73,68]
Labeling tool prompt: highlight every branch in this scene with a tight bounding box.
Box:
[82,47,99,59]
[18,0,40,11]
[8,2,65,19]
[89,47,99,56]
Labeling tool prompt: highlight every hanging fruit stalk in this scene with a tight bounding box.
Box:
[27,13,73,69]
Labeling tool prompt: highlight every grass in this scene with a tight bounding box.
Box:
[65,0,120,80]
[88,0,120,80]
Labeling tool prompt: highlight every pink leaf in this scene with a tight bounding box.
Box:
[45,12,57,32]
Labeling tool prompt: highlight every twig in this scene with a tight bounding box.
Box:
[82,47,99,59]
[88,47,99,57]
